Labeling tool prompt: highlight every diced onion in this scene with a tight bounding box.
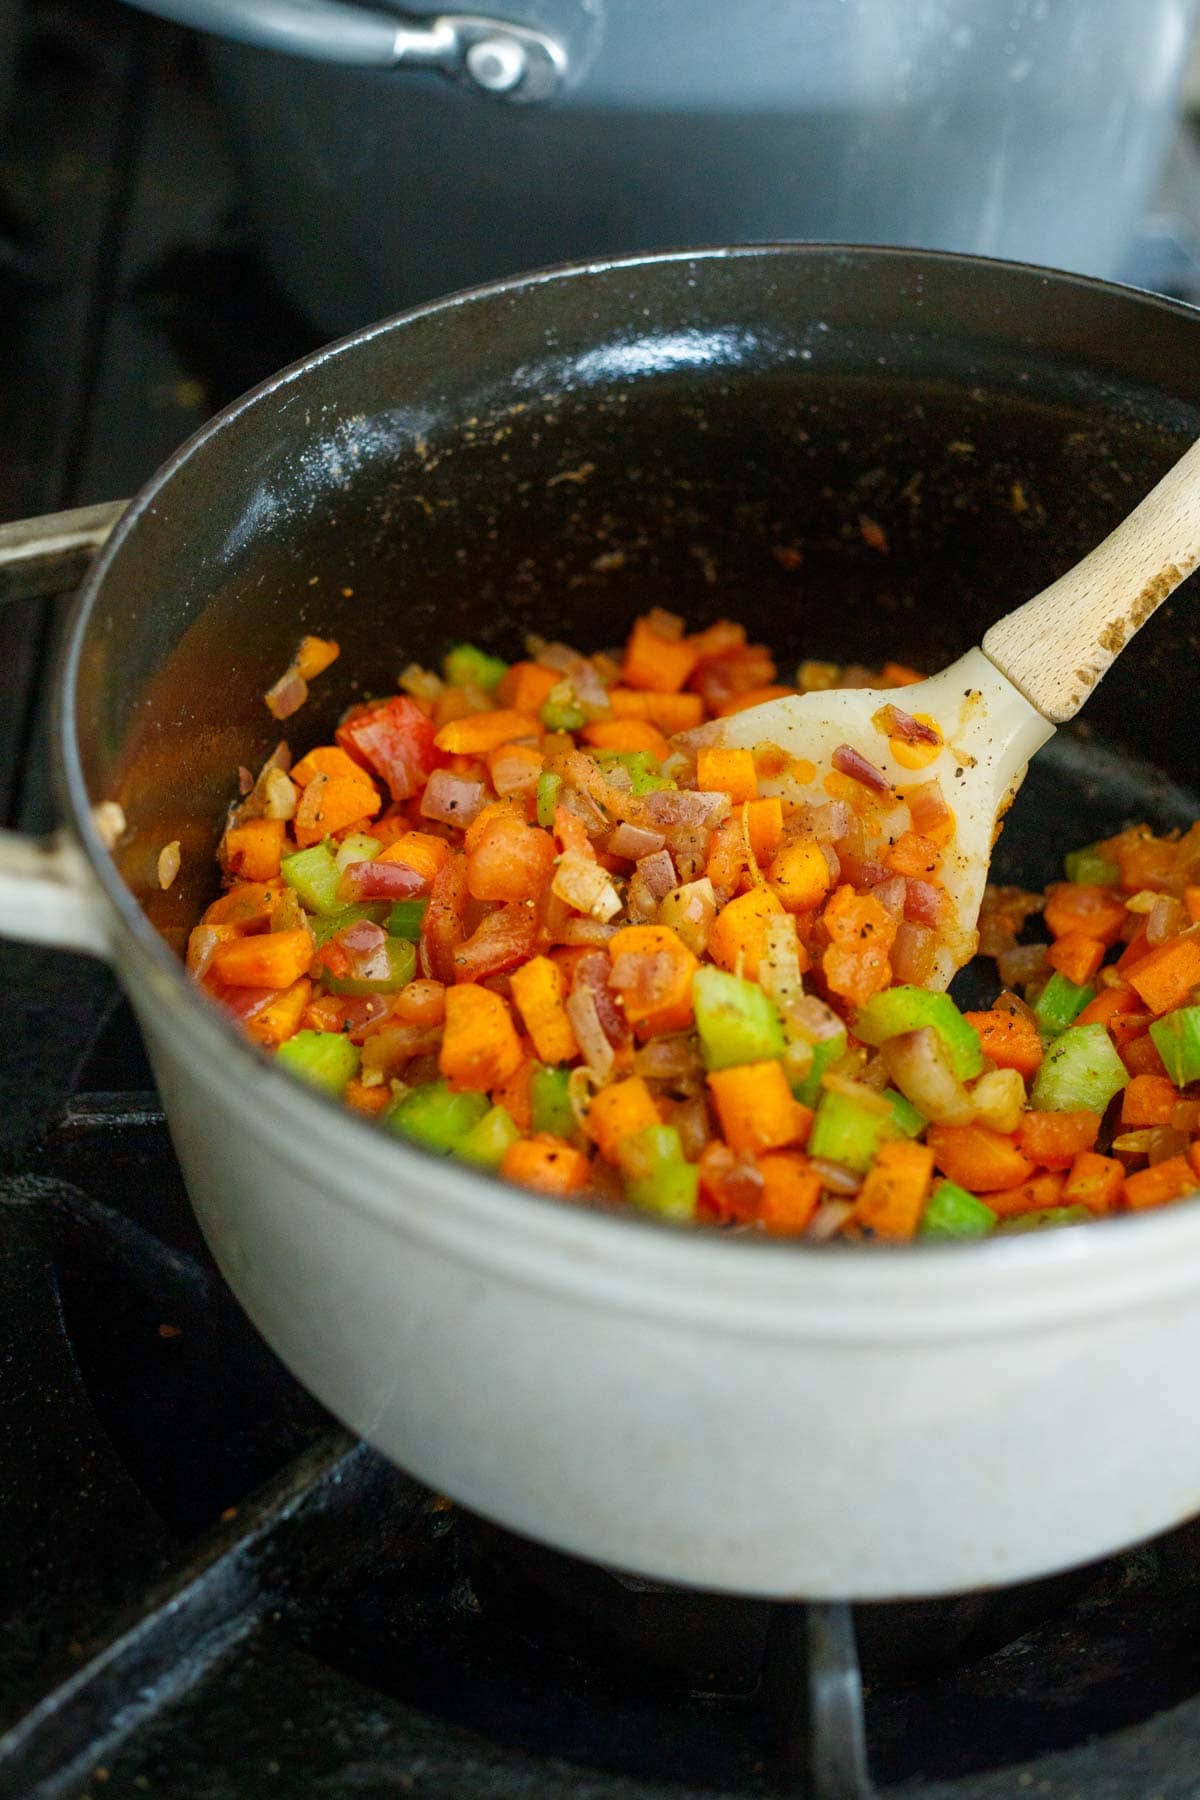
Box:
[607,822,667,860]
[157,840,181,890]
[970,1067,1026,1134]
[420,768,487,828]
[809,1161,862,1196]
[552,850,622,922]
[566,986,615,1080]
[265,668,308,720]
[881,1027,974,1126]
[806,1198,857,1239]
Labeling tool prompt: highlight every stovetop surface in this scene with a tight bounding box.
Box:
[8,4,1200,1794]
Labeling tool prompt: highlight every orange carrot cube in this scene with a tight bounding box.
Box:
[696,746,758,804]
[622,615,700,693]
[586,1076,663,1163]
[439,984,524,1091]
[708,1060,805,1155]
[221,818,287,882]
[509,956,580,1065]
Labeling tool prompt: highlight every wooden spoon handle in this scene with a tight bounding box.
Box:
[981,437,1200,724]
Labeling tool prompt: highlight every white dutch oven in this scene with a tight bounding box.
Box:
[4,244,1200,1600]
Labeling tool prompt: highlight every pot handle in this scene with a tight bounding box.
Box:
[0,499,129,961]
[0,829,113,960]
[119,0,567,99]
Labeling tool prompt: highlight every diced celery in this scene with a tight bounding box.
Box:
[387,1080,490,1154]
[1149,1005,1200,1087]
[456,1103,520,1169]
[444,643,508,692]
[325,937,416,996]
[334,832,382,874]
[275,1030,360,1097]
[531,1063,575,1138]
[536,771,562,829]
[808,1088,901,1174]
[884,1088,927,1139]
[1029,1022,1128,1113]
[594,750,675,795]
[281,841,342,916]
[853,986,983,1081]
[791,1034,847,1108]
[618,1123,698,1222]
[540,684,586,732]
[1063,846,1120,886]
[311,902,389,947]
[919,1182,996,1239]
[1033,971,1094,1039]
[995,1205,1094,1234]
[387,899,428,941]
[693,966,786,1070]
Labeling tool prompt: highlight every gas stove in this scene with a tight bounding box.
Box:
[8,4,1200,1797]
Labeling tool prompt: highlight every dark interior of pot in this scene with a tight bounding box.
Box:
[64,246,1200,958]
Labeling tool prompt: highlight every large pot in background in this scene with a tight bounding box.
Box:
[6,245,1200,1600]
[124,0,1198,336]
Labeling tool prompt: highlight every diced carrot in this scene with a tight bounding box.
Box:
[203,881,284,931]
[291,745,371,788]
[1186,885,1200,924]
[488,741,544,798]
[1116,922,1152,972]
[1045,931,1107,987]
[303,993,354,1034]
[501,1134,591,1195]
[696,746,758,803]
[767,838,831,914]
[850,1140,935,1239]
[707,885,786,980]
[497,660,559,716]
[1121,1073,1179,1128]
[1103,826,1178,894]
[607,923,699,1037]
[882,662,923,686]
[961,1008,1043,1077]
[439,984,524,1091]
[376,831,453,886]
[1017,1109,1100,1169]
[1124,1154,1198,1211]
[607,689,705,732]
[345,1078,392,1117]
[433,686,475,728]
[1127,934,1200,1015]
[1120,1033,1170,1079]
[1076,985,1141,1028]
[1189,1141,1200,1184]
[1062,1150,1125,1215]
[244,977,312,1046]
[743,796,784,863]
[493,1051,535,1133]
[757,1152,822,1235]
[464,805,556,902]
[435,710,541,756]
[986,1171,1067,1219]
[294,635,339,680]
[391,979,446,1027]
[687,619,746,662]
[1042,881,1127,945]
[926,1123,1037,1193]
[884,831,941,879]
[708,1060,806,1156]
[211,927,314,990]
[582,717,673,764]
[706,813,750,898]
[714,685,796,717]
[622,615,701,693]
[821,884,898,1008]
[294,772,382,847]
[509,956,580,1065]
[221,818,287,882]
[586,1076,663,1163]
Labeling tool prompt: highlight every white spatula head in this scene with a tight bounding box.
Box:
[683,649,1052,990]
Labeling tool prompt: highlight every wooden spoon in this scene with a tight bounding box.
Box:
[683,439,1200,988]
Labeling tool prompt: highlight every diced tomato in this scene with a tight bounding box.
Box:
[453,902,539,982]
[336,695,443,801]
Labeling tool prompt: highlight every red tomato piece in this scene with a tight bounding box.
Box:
[337,696,443,802]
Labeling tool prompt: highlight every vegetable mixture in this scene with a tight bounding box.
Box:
[188,609,1200,1240]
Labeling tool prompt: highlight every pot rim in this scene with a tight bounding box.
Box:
[55,239,1200,1321]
